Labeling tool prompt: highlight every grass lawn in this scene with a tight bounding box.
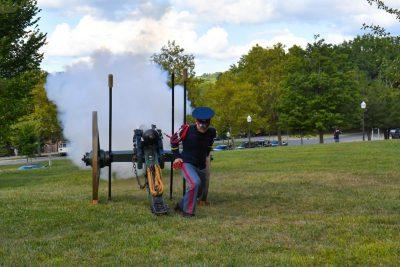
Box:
[1,141,399,265]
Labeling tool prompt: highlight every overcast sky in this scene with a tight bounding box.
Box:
[38,0,400,75]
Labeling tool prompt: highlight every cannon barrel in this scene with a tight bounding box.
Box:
[82,149,174,167]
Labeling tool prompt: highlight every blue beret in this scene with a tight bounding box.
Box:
[192,107,215,120]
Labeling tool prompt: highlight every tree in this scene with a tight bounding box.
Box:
[151,40,206,114]
[339,34,400,138]
[4,72,62,155]
[151,40,195,84]
[279,46,313,142]
[228,44,288,142]
[11,120,39,161]
[30,72,63,145]
[0,72,41,151]
[206,72,261,137]
[187,73,220,108]
[0,0,46,78]
[0,0,47,153]
[363,82,387,138]
[340,35,400,81]
[279,38,361,143]
[193,44,288,137]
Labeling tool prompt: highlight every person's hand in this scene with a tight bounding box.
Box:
[173,158,183,164]
[173,158,183,169]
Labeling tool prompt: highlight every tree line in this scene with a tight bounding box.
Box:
[155,37,400,143]
[180,34,400,143]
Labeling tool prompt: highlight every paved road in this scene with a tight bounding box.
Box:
[285,133,380,146]
[216,132,384,147]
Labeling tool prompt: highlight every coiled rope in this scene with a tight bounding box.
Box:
[146,164,164,197]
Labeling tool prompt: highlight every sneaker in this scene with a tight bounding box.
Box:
[181,211,195,218]
[174,202,182,211]
[174,203,195,217]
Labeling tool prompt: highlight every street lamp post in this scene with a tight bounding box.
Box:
[247,115,252,146]
[226,131,231,148]
[361,101,366,141]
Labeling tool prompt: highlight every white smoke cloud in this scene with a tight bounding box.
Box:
[46,50,188,178]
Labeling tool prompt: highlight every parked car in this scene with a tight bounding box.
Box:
[237,141,257,149]
[390,129,400,139]
[270,140,288,147]
[237,140,269,149]
[255,140,271,147]
[213,144,229,151]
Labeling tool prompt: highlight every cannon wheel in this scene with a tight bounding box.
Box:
[92,111,100,204]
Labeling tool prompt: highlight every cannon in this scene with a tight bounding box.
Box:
[82,111,174,214]
[81,72,187,214]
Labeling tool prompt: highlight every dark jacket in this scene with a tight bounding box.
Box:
[334,129,342,139]
[172,124,216,169]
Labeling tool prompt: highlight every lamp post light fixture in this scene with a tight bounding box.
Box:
[361,101,366,141]
[226,131,231,147]
[247,115,252,145]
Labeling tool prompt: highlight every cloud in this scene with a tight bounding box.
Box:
[172,0,275,24]
[44,10,197,57]
[38,0,170,20]
[193,28,310,61]
[172,0,400,30]
[38,0,66,8]
[195,27,229,56]
[45,10,237,62]
[41,0,400,74]
[129,1,171,19]
[43,9,310,62]
[42,6,331,73]
[352,9,399,28]
[38,0,98,16]
[39,0,400,29]
[324,33,354,45]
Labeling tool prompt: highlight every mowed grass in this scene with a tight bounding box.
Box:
[0,141,399,266]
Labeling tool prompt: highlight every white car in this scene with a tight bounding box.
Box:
[58,142,69,156]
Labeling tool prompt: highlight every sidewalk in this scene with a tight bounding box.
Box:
[0,152,60,161]
[0,153,63,166]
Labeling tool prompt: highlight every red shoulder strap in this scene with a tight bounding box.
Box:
[168,124,190,145]
[180,123,190,141]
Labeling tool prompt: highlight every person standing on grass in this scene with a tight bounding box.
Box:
[172,107,216,217]
[334,127,342,143]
